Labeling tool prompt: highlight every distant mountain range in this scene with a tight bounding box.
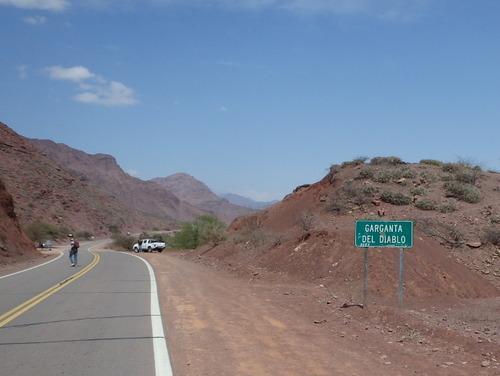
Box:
[0,120,278,238]
[29,139,258,224]
[220,193,279,210]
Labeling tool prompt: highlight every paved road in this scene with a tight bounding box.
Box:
[0,242,171,376]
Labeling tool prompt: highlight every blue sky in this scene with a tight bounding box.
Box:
[1,0,499,201]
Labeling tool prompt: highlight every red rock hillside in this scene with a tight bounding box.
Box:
[0,178,41,266]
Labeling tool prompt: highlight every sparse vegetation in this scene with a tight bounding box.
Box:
[415,199,438,211]
[380,190,413,205]
[342,180,370,206]
[325,197,348,214]
[24,221,65,244]
[169,216,227,249]
[341,156,368,168]
[482,227,500,246]
[112,233,136,251]
[298,211,315,231]
[438,200,457,213]
[361,183,378,196]
[370,156,404,165]
[75,231,94,240]
[442,163,462,173]
[410,187,425,196]
[420,159,443,167]
[357,166,375,180]
[455,167,482,185]
[444,182,481,203]
[415,219,465,247]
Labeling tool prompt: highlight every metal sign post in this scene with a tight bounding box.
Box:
[355,220,413,307]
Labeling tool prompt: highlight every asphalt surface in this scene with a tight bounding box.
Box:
[0,242,167,376]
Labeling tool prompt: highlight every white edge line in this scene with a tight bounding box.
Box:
[0,251,64,279]
[125,252,174,376]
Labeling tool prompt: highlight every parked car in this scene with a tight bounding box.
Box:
[38,240,53,249]
[133,239,166,253]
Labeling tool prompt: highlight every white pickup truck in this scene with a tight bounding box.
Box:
[133,239,166,253]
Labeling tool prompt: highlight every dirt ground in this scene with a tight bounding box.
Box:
[142,251,499,376]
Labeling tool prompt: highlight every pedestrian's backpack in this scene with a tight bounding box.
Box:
[74,240,80,248]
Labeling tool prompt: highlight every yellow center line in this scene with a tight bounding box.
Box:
[0,252,100,328]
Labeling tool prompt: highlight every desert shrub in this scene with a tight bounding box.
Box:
[442,163,462,173]
[380,190,413,205]
[438,200,457,213]
[398,166,418,179]
[411,187,425,196]
[416,219,464,246]
[75,231,93,240]
[419,170,439,183]
[341,156,368,168]
[298,211,315,231]
[247,229,282,248]
[455,168,483,185]
[444,182,481,203]
[112,233,136,251]
[491,215,500,224]
[482,228,500,245]
[108,224,120,234]
[362,183,378,196]
[325,197,348,214]
[415,199,438,211]
[24,221,64,243]
[357,166,375,180]
[370,156,404,165]
[328,164,340,183]
[420,159,443,166]
[170,216,226,249]
[373,169,396,183]
[343,180,362,197]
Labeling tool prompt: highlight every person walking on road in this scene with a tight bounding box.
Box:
[68,234,80,267]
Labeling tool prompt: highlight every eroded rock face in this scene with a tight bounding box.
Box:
[0,178,40,266]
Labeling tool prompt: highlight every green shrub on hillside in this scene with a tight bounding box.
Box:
[370,156,404,165]
[482,228,500,245]
[438,200,457,213]
[358,166,375,180]
[444,182,481,203]
[341,156,368,168]
[24,221,64,243]
[455,168,482,185]
[380,190,413,205]
[169,216,226,249]
[415,199,438,211]
[420,159,443,166]
[373,169,395,183]
[411,187,425,196]
[362,183,378,196]
[442,163,462,173]
[75,231,94,240]
[112,233,135,251]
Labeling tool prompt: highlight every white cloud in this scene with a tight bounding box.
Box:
[0,0,69,11]
[45,65,139,106]
[74,81,139,106]
[23,15,47,24]
[18,65,28,78]
[46,65,96,82]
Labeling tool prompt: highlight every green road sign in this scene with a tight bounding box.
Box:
[355,220,413,248]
